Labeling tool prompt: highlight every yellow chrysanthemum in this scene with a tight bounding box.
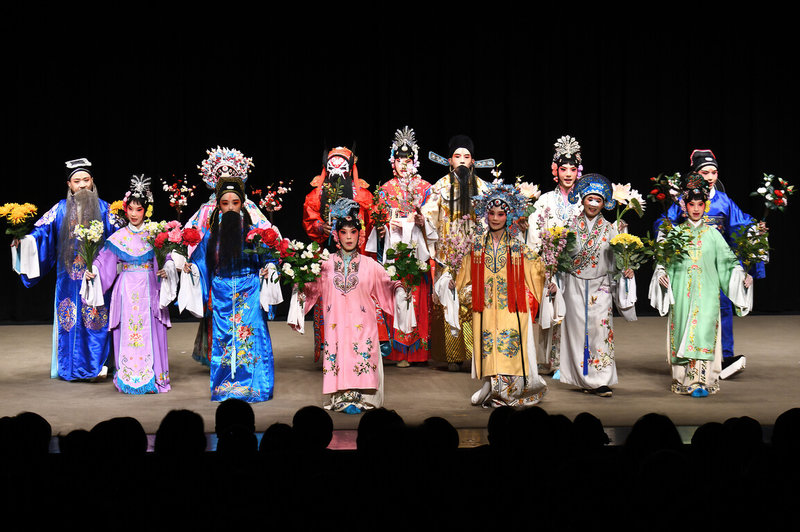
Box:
[145,204,154,218]
[110,200,125,214]
[610,233,643,248]
[548,226,565,238]
[8,203,37,224]
[0,203,16,217]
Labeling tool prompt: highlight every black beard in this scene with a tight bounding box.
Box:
[208,211,243,273]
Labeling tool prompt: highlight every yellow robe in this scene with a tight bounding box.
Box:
[456,232,545,379]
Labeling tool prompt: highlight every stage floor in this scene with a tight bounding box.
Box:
[1,316,798,445]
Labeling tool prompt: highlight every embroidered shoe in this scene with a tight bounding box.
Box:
[719,355,746,380]
[471,381,492,406]
[552,369,561,380]
[396,360,411,368]
[691,386,709,398]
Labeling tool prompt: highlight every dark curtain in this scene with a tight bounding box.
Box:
[5,11,797,321]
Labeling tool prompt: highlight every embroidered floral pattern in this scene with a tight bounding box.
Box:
[82,304,108,330]
[57,298,77,331]
[333,253,360,294]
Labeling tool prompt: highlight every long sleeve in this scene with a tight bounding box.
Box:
[92,245,120,294]
[302,189,327,243]
[370,258,401,320]
[19,202,61,287]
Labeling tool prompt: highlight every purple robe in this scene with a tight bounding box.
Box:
[93,225,171,393]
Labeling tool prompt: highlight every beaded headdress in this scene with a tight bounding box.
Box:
[473,182,527,237]
[389,126,419,163]
[568,173,615,210]
[198,146,254,189]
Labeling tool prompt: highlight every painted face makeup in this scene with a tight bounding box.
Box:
[219,192,243,213]
[337,225,359,252]
[326,156,350,178]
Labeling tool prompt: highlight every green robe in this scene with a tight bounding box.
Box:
[666,221,741,364]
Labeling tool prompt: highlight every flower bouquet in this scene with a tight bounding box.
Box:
[538,210,577,286]
[281,240,329,292]
[108,200,127,228]
[244,227,282,259]
[251,180,293,223]
[647,173,682,213]
[731,223,770,272]
[610,233,646,301]
[370,188,390,230]
[643,220,693,268]
[73,219,105,274]
[385,241,429,312]
[143,220,170,269]
[750,173,794,221]
[0,202,37,240]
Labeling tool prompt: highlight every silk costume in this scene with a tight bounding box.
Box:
[375,176,433,363]
[91,225,171,393]
[301,251,400,412]
[657,188,765,359]
[192,228,277,402]
[455,231,547,406]
[19,198,117,381]
[654,220,750,394]
[421,172,489,364]
[558,213,636,391]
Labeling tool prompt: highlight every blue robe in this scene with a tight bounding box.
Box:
[192,230,276,402]
[655,189,765,357]
[20,199,117,380]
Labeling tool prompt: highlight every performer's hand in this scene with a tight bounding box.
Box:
[321,222,332,236]
[377,225,386,238]
[448,279,455,290]
[658,275,670,289]
[414,213,425,228]
[623,268,634,279]
[758,221,768,233]
[517,218,529,232]
[617,220,629,233]
[156,269,167,279]
[84,270,96,281]
[183,262,192,273]
[259,267,269,279]
[548,282,557,295]
[744,274,753,289]
[10,238,19,248]
[297,290,306,305]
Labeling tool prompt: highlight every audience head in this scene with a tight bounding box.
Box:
[155,409,207,457]
[292,406,333,451]
[215,399,255,436]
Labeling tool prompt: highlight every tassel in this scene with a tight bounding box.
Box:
[471,249,485,312]
[516,251,527,313]
[506,248,516,312]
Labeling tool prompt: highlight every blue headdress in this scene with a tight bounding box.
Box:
[330,197,361,231]
[567,173,616,210]
[472,182,527,238]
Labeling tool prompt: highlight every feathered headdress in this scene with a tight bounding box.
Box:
[198,146,254,189]
[388,126,419,163]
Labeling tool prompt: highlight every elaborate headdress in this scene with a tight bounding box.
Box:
[66,158,93,179]
[123,175,155,217]
[568,173,615,210]
[551,135,583,181]
[329,197,361,234]
[388,126,419,163]
[552,135,582,166]
[198,146,254,189]
[472,182,527,237]
[690,149,718,172]
[681,172,711,202]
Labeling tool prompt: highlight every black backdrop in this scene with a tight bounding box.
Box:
[5,10,798,321]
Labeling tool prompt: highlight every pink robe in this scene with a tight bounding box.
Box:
[303,251,399,395]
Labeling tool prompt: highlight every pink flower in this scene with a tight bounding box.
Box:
[168,228,182,243]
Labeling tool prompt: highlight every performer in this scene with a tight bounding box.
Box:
[369,126,434,367]
[190,176,282,402]
[422,135,493,371]
[185,146,279,366]
[557,174,636,397]
[650,174,752,397]
[302,146,375,362]
[453,183,548,407]
[303,146,373,252]
[656,149,765,379]
[12,158,118,381]
[293,199,406,414]
[83,176,171,394]
[522,135,585,377]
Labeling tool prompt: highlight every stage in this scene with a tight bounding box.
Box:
[1,316,798,446]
